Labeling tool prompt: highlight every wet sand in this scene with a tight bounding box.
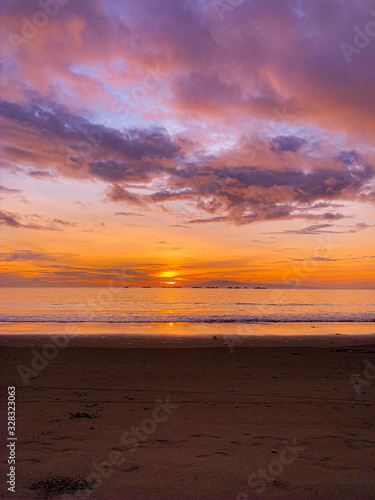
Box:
[1,334,375,499]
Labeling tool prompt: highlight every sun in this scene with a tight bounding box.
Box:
[159,271,177,278]
[166,281,176,285]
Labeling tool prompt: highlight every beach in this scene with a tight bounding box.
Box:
[1,333,375,499]
[2,0,375,497]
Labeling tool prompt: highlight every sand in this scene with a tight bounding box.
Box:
[1,333,375,499]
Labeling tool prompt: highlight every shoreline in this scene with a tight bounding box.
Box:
[1,320,374,342]
[1,329,375,349]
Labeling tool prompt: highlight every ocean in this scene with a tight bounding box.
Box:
[0,287,374,336]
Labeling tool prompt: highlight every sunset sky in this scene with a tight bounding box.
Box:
[0,0,374,288]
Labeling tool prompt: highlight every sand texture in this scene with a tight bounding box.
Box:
[1,336,375,499]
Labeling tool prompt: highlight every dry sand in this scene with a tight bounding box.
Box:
[1,334,375,499]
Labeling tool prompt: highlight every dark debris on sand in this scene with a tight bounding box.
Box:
[331,348,375,353]
[69,411,95,419]
[29,475,94,498]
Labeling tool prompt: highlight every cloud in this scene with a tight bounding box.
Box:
[274,222,373,235]
[0,185,22,195]
[0,98,179,163]
[187,216,227,224]
[114,212,145,217]
[149,158,373,224]
[1,0,375,232]
[0,272,51,287]
[1,95,374,226]
[292,257,338,262]
[277,223,337,234]
[0,185,28,202]
[105,185,144,205]
[2,0,375,135]
[0,250,75,261]
[270,136,306,153]
[27,169,54,178]
[251,239,276,245]
[0,210,76,231]
[88,158,165,182]
[347,222,373,233]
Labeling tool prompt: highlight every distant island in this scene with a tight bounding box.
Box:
[192,280,315,289]
[119,280,317,289]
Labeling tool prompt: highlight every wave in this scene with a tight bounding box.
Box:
[233,302,342,306]
[0,314,374,323]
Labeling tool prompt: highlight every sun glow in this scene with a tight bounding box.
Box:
[160,271,177,278]
[166,281,176,285]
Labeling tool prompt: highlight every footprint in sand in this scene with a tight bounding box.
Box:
[52,448,79,453]
[19,458,41,463]
[196,451,229,458]
[155,439,188,445]
[190,434,222,439]
[122,465,145,473]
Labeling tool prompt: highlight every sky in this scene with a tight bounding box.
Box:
[0,0,374,288]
